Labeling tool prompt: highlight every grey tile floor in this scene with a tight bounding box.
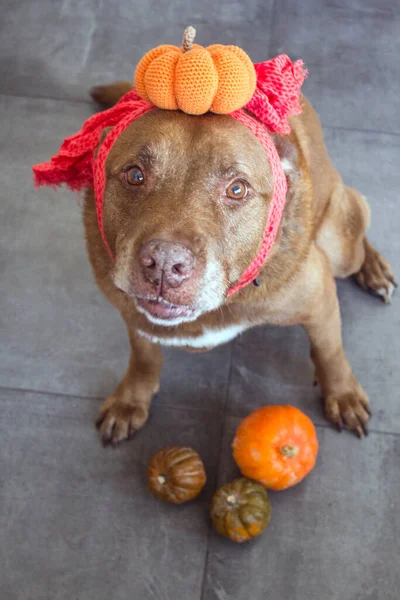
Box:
[0,1,399,598]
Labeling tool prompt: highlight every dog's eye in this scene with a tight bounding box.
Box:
[226,179,248,200]
[124,166,145,186]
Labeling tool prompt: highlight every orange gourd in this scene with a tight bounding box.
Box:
[233,406,318,491]
[134,26,256,115]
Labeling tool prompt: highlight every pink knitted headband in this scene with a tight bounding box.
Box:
[33,54,306,296]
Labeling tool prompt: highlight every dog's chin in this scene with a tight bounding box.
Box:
[134,297,202,327]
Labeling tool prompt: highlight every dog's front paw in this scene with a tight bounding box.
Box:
[324,388,371,438]
[96,395,150,447]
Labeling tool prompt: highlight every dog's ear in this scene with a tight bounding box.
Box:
[271,135,301,186]
[94,126,113,158]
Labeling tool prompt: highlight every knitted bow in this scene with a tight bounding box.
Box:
[248,55,307,134]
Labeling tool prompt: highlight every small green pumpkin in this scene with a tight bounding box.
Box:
[211,477,271,543]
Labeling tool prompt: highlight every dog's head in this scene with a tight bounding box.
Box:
[33,49,307,327]
[98,109,298,326]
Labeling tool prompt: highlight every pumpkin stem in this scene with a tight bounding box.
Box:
[226,494,237,505]
[182,26,196,52]
[157,474,167,485]
[280,444,299,458]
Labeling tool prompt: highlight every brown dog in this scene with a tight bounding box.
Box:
[86,82,395,445]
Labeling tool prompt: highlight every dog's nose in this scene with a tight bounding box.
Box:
[139,240,195,288]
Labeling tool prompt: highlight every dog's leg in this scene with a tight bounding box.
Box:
[96,331,163,447]
[354,237,397,303]
[315,184,396,302]
[301,250,370,438]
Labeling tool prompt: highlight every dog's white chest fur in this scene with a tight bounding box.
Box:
[137,323,246,348]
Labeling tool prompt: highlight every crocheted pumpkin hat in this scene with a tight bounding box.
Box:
[33,27,307,296]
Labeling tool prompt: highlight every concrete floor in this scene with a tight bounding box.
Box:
[1,1,399,599]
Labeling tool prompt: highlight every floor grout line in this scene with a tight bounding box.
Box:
[1,90,400,140]
[0,384,102,402]
[0,91,95,107]
[323,123,400,138]
[0,383,224,415]
[199,339,236,600]
[313,421,400,437]
[1,383,399,436]
[267,0,278,59]
[0,384,113,403]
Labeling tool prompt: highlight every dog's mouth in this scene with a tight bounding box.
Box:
[135,296,197,322]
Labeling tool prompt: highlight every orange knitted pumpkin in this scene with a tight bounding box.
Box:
[233,406,318,491]
[134,26,256,115]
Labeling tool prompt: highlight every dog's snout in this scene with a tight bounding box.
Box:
[139,240,195,288]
